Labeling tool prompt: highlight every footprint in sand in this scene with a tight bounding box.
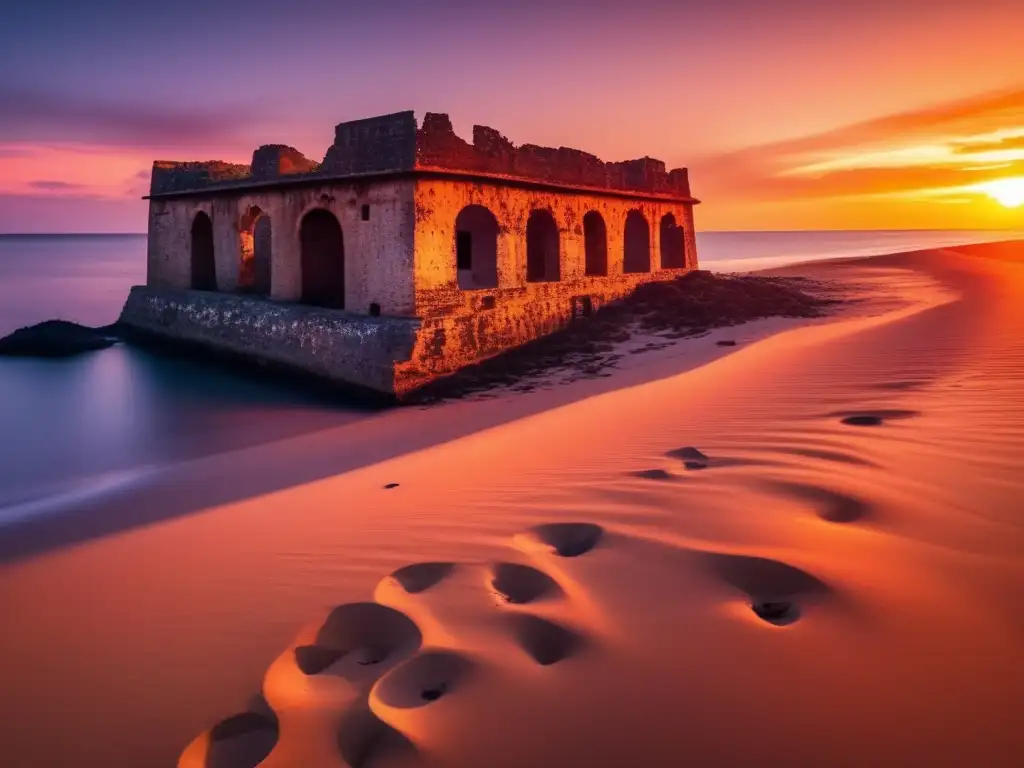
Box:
[178,697,279,768]
[293,602,423,676]
[512,521,604,558]
[832,409,919,427]
[760,479,873,524]
[372,650,476,708]
[506,613,587,666]
[630,447,725,480]
[489,562,563,605]
[629,468,678,481]
[180,523,605,767]
[389,562,457,594]
[336,703,417,767]
[179,521,840,765]
[701,551,832,627]
[667,446,710,470]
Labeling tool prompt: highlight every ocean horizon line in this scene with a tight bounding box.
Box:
[1,227,1022,238]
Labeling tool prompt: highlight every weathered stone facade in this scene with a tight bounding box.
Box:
[123,111,700,398]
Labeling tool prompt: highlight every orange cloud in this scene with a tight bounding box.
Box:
[693,85,1024,221]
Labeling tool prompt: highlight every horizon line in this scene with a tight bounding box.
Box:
[2,227,1023,238]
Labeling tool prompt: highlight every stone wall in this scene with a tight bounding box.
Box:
[321,111,418,176]
[137,111,701,397]
[150,160,253,196]
[251,145,320,179]
[146,111,695,202]
[146,179,417,317]
[399,177,697,383]
[412,177,697,312]
[142,173,697,395]
[416,113,692,197]
[118,286,420,396]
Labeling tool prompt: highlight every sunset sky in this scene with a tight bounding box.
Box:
[1,0,1023,232]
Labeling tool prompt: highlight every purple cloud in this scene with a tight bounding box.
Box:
[0,88,259,150]
[125,169,151,197]
[28,180,85,191]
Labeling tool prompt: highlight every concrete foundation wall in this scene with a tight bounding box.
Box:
[146,179,416,317]
[119,286,419,395]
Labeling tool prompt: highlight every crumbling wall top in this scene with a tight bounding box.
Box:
[146,110,694,200]
[251,145,320,179]
[414,112,691,197]
[150,160,252,196]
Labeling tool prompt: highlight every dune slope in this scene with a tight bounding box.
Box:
[178,242,1024,767]
[0,243,1021,768]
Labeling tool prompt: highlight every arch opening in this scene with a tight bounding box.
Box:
[583,211,608,277]
[190,211,217,291]
[239,206,272,295]
[454,205,499,290]
[623,210,651,273]
[300,209,345,309]
[660,213,685,269]
[526,209,560,283]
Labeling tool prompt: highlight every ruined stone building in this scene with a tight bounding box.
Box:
[120,111,700,397]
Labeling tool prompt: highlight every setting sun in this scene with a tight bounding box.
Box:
[981,177,1024,208]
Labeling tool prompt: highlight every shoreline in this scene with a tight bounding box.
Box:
[0,240,1003,562]
[0,239,1022,766]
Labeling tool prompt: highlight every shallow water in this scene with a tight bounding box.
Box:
[0,235,371,513]
[1,230,1020,515]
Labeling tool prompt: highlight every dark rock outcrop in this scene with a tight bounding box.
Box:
[0,320,120,358]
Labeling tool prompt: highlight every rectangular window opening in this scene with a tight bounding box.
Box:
[456,231,473,271]
[361,204,370,221]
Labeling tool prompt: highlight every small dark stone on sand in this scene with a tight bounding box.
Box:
[668,446,710,463]
[716,340,737,347]
[632,468,675,481]
[383,483,400,489]
[683,461,708,471]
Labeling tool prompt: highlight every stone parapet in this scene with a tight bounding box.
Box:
[146,111,695,202]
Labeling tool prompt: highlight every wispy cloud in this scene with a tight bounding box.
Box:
[694,86,1024,204]
[28,180,86,191]
[125,169,151,197]
[0,88,258,150]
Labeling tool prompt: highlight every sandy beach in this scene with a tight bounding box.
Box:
[1,240,1022,767]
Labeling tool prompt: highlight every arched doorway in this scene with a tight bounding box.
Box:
[583,211,608,276]
[190,211,217,291]
[659,213,685,268]
[239,206,272,295]
[623,210,651,273]
[526,209,560,283]
[454,205,499,289]
[300,209,345,308]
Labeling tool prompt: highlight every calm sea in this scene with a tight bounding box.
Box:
[0,230,1020,521]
